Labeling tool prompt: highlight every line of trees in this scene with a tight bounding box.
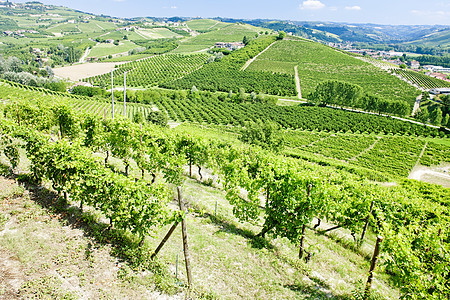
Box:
[307,80,410,116]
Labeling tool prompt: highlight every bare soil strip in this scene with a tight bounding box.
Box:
[53,62,125,82]
[349,137,381,161]
[307,135,331,148]
[294,65,302,99]
[240,41,275,71]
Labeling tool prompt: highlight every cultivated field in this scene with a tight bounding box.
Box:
[247,40,420,104]
[51,62,125,82]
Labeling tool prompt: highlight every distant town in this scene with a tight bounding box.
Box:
[329,43,450,83]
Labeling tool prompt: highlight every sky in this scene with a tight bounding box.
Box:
[14,0,450,25]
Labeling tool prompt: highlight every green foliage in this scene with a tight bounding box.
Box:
[147,111,168,127]
[308,80,410,116]
[132,110,144,124]
[240,120,284,152]
[393,69,450,89]
[247,40,420,103]
[52,104,79,139]
[86,54,209,88]
[277,31,286,40]
[163,36,296,96]
[71,85,106,97]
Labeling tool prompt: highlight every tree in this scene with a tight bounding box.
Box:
[416,107,429,124]
[430,107,443,126]
[240,120,284,152]
[147,111,168,127]
[243,36,250,45]
[133,111,144,124]
[441,94,450,116]
[443,114,449,128]
[277,31,286,40]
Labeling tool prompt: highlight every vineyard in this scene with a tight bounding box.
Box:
[1,92,449,299]
[246,40,420,104]
[393,69,450,90]
[84,53,209,88]
[0,81,447,140]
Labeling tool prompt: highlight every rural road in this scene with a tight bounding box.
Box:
[412,94,422,116]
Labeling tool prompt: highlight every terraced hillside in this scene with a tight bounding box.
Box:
[85,53,209,88]
[247,39,420,104]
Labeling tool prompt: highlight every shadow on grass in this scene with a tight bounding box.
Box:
[191,203,275,251]
[17,176,180,295]
[284,282,352,300]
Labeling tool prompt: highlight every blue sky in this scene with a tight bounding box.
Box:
[16,0,450,25]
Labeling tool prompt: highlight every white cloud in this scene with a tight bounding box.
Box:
[345,6,361,11]
[411,9,449,16]
[171,6,177,9]
[299,0,325,10]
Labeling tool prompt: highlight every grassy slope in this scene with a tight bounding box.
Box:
[0,170,398,299]
[406,30,450,48]
[186,19,229,32]
[173,23,264,53]
[247,40,420,104]
[137,28,180,39]
[88,40,138,58]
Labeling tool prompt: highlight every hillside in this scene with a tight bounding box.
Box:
[1,81,450,299]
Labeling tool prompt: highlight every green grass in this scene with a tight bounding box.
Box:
[247,40,420,105]
[103,53,155,62]
[0,166,398,299]
[173,23,264,54]
[136,28,181,39]
[88,40,138,58]
[100,29,145,42]
[186,19,229,32]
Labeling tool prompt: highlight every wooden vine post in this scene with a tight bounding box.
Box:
[298,224,307,259]
[364,236,383,299]
[360,201,374,243]
[151,221,179,260]
[178,186,193,289]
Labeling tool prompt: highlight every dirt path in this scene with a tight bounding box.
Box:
[349,137,381,161]
[307,135,330,148]
[408,165,450,187]
[134,29,149,40]
[294,65,302,99]
[414,142,428,169]
[412,94,422,116]
[79,46,92,63]
[240,41,275,71]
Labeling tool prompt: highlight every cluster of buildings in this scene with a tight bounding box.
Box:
[214,42,245,51]
[3,29,39,37]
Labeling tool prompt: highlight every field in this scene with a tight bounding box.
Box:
[186,19,230,32]
[53,62,125,82]
[247,40,420,104]
[393,69,450,89]
[85,53,209,88]
[100,29,146,42]
[70,98,155,120]
[173,23,264,53]
[88,40,138,58]
[136,28,181,39]
[1,80,450,299]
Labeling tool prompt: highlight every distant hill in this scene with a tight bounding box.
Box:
[215,18,450,51]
